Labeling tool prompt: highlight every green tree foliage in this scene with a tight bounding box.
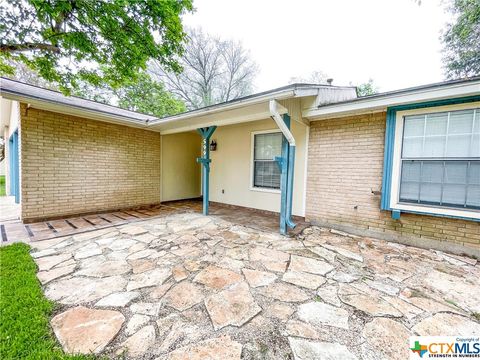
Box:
[117,72,186,117]
[442,0,480,78]
[356,79,378,97]
[74,72,185,118]
[0,0,193,93]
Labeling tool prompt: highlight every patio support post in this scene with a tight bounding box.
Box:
[275,113,296,235]
[196,126,217,215]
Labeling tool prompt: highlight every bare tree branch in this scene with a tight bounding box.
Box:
[0,42,61,53]
[150,27,257,109]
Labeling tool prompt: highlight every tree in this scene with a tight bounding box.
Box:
[74,72,185,118]
[117,73,185,117]
[4,57,184,118]
[288,70,329,84]
[356,79,379,96]
[0,0,193,93]
[442,0,480,78]
[2,59,58,90]
[150,28,258,109]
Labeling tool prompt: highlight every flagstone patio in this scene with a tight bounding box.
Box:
[30,210,480,359]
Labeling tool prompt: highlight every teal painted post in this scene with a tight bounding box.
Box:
[278,134,289,234]
[197,126,217,215]
[285,144,296,229]
[276,114,296,235]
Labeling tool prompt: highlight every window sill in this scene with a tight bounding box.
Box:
[391,202,480,222]
[250,187,281,194]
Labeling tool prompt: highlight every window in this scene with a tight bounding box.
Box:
[399,108,480,210]
[253,132,282,189]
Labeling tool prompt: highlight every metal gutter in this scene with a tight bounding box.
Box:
[323,76,480,106]
[149,83,353,126]
[303,78,480,120]
[149,90,295,126]
[0,77,156,125]
[2,92,153,126]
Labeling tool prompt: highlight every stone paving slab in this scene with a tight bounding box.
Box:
[28,212,480,359]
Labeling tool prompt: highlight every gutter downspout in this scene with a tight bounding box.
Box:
[270,100,296,234]
[270,100,295,146]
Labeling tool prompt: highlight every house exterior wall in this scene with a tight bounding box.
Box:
[20,105,161,222]
[1,99,20,194]
[209,118,308,216]
[306,112,479,254]
[161,131,201,202]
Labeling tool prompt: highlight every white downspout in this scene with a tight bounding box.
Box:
[269,100,295,146]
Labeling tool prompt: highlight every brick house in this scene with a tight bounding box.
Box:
[1,77,479,256]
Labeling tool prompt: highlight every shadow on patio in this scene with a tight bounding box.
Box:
[0,197,309,244]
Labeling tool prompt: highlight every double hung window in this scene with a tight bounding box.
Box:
[399,108,479,210]
[252,132,282,190]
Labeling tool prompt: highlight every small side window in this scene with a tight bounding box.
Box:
[253,132,282,189]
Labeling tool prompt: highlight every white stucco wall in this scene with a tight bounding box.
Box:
[209,118,308,216]
[1,99,21,195]
[159,118,308,216]
[161,131,201,202]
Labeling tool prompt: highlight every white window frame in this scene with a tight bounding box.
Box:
[389,101,480,220]
[250,129,282,194]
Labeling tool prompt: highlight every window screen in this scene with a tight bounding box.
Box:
[399,108,480,210]
[253,132,282,189]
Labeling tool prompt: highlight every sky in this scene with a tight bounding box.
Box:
[183,0,452,93]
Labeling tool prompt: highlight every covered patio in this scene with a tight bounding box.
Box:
[0,196,308,245]
[1,79,356,237]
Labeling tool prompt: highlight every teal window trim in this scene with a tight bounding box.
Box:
[380,95,480,220]
[380,108,396,210]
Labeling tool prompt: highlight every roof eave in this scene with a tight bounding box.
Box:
[149,89,297,126]
[0,89,153,128]
[148,84,333,126]
[303,79,480,120]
